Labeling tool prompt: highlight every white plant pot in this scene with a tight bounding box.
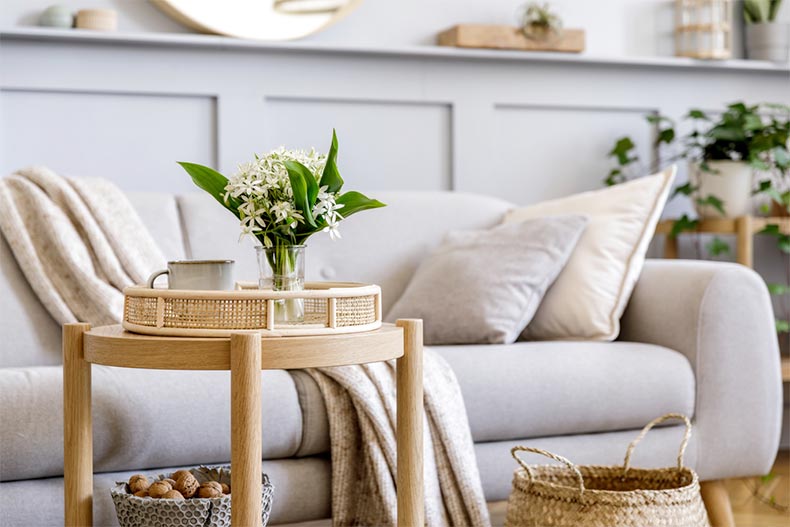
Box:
[745,23,790,63]
[691,160,753,219]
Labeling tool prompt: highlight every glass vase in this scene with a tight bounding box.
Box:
[256,244,305,323]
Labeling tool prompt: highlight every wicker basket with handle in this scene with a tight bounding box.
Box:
[505,414,710,527]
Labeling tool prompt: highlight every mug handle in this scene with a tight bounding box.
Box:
[146,269,169,289]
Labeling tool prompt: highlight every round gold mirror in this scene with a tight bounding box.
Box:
[150,0,364,41]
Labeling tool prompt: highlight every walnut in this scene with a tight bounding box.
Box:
[133,490,149,498]
[128,474,149,494]
[220,483,230,495]
[172,469,192,481]
[162,478,177,487]
[197,481,223,499]
[162,489,184,500]
[175,473,199,499]
[148,480,172,499]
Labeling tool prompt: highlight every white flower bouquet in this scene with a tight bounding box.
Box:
[178,130,385,320]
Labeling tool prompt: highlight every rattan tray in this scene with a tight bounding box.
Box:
[123,281,382,337]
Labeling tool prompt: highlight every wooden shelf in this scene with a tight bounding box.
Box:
[656,216,790,236]
[2,27,789,74]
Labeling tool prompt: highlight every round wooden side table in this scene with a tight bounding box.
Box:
[62,320,424,527]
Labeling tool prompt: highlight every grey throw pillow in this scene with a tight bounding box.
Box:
[386,215,588,345]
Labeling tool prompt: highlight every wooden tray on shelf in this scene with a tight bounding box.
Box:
[123,282,382,337]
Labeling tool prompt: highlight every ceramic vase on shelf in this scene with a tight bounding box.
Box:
[691,160,753,219]
[746,23,790,63]
[256,244,306,323]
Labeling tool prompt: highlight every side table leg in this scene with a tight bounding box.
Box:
[396,319,424,527]
[230,332,262,527]
[735,215,754,268]
[63,323,92,527]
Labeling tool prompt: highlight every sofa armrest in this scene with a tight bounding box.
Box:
[620,259,782,480]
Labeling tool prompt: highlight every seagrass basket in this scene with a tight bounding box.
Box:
[505,414,710,527]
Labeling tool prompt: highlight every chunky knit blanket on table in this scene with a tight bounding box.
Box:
[0,167,490,527]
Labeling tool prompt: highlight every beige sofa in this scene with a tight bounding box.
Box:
[0,190,783,525]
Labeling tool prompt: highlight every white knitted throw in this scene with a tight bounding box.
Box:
[0,167,490,527]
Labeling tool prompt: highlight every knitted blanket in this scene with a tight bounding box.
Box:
[0,167,490,527]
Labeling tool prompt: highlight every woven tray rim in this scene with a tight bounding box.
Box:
[123,282,380,300]
[122,281,382,337]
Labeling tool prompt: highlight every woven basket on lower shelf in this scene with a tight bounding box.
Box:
[111,466,274,527]
[505,414,710,527]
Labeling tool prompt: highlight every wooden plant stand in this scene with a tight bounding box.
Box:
[655,215,790,382]
[63,320,425,527]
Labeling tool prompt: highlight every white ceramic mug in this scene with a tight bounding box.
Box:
[146,260,235,291]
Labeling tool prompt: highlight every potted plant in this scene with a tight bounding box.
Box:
[178,130,385,322]
[607,102,790,220]
[607,103,790,333]
[744,0,789,62]
[518,2,562,41]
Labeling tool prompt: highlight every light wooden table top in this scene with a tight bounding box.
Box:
[83,323,404,370]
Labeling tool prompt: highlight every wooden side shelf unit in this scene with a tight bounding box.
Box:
[655,215,790,382]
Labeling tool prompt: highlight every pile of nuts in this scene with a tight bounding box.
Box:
[127,470,230,500]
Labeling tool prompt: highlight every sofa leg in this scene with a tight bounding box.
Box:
[700,480,735,527]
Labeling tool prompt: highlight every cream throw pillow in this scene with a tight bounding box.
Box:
[504,167,676,341]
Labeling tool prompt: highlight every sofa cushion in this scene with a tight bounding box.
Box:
[436,341,695,442]
[292,341,695,451]
[0,366,304,482]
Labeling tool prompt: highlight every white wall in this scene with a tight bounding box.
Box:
[3,0,789,57]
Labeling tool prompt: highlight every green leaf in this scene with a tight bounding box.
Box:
[646,114,673,125]
[776,319,790,333]
[708,125,747,142]
[605,168,623,187]
[284,160,317,228]
[696,195,726,216]
[745,0,770,22]
[319,129,344,193]
[177,162,241,219]
[761,472,777,484]
[761,224,782,236]
[658,128,675,144]
[609,137,636,165]
[671,182,698,199]
[705,236,730,257]
[669,214,699,238]
[774,146,790,169]
[686,109,709,120]
[744,113,764,131]
[767,283,790,295]
[754,179,773,194]
[769,0,782,21]
[336,191,387,218]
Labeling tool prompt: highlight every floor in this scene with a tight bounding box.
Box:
[283,451,790,526]
[725,450,789,527]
